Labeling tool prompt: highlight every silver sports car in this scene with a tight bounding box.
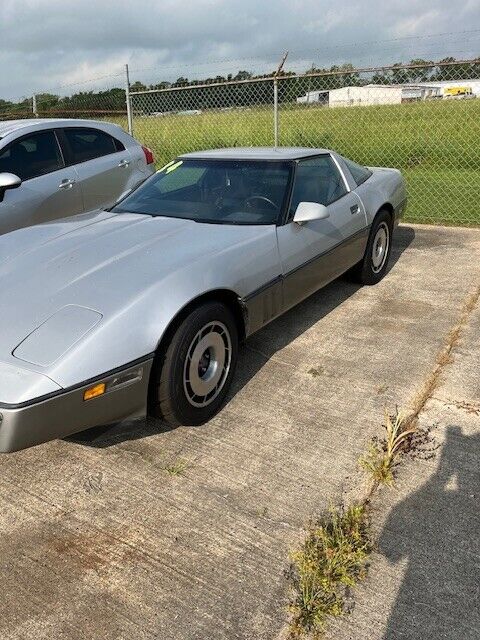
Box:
[0,147,406,452]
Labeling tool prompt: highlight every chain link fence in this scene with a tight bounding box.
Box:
[0,74,129,131]
[1,58,479,226]
[130,77,275,162]
[130,59,480,226]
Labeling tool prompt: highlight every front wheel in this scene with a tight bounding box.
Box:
[150,302,238,426]
[350,210,393,285]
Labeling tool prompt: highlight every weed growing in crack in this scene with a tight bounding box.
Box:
[286,410,439,639]
[359,409,416,486]
[287,504,371,639]
[162,459,189,476]
[360,409,440,487]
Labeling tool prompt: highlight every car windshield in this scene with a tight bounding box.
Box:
[112,158,293,225]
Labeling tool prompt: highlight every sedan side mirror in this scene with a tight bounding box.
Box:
[293,201,329,225]
[0,173,22,203]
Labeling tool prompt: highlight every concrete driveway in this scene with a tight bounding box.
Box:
[0,224,479,640]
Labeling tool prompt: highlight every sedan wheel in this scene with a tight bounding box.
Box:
[150,302,238,426]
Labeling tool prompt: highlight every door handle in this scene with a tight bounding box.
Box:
[59,178,75,190]
[118,159,130,168]
[350,204,360,214]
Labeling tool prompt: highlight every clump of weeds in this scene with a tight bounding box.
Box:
[162,459,189,476]
[287,407,439,638]
[359,409,416,487]
[359,409,439,488]
[287,504,371,639]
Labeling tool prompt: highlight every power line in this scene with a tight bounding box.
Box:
[290,28,480,57]
[128,28,480,75]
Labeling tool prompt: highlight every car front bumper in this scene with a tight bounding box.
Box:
[0,357,154,453]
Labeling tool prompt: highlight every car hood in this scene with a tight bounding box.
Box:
[0,210,274,375]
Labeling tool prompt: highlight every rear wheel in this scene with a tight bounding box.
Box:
[150,302,238,426]
[350,209,393,285]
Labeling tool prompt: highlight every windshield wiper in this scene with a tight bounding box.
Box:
[111,208,156,217]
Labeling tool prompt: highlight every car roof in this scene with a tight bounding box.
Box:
[179,147,332,161]
[0,118,121,140]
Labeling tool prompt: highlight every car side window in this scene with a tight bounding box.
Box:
[0,131,64,181]
[289,156,348,218]
[342,157,372,186]
[63,128,124,164]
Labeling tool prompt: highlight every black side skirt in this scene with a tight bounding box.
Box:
[242,226,370,335]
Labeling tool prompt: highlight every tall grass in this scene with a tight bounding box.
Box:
[123,98,480,225]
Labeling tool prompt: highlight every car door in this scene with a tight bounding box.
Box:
[276,155,368,311]
[60,127,135,212]
[0,129,83,235]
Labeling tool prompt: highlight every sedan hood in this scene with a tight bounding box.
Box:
[0,210,274,379]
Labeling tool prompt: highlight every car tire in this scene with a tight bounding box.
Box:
[350,209,393,285]
[150,302,238,426]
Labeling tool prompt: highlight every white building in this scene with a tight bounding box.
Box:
[297,84,442,107]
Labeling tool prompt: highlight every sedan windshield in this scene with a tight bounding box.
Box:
[112,158,293,225]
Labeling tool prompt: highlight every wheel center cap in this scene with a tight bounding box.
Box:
[198,349,211,377]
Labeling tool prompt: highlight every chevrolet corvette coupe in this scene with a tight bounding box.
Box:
[0,147,406,452]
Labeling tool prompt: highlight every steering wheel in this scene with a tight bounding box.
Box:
[244,195,279,211]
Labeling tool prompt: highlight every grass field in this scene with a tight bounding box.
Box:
[126,97,480,226]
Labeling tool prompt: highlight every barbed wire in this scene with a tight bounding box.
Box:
[127,29,480,75]
[128,58,480,95]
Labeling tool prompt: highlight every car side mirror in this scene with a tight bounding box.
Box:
[0,173,22,203]
[293,201,329,225]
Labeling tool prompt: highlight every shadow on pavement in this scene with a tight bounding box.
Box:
[69,225,415,448]
[380,425,480,640]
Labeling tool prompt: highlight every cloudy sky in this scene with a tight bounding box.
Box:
[1,0,479,100]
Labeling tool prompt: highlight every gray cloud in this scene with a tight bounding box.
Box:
[1,0,479,99]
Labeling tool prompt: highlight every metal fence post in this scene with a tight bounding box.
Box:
[273,78,279,147]
[32,94,38,118]
[125,64,133,135]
